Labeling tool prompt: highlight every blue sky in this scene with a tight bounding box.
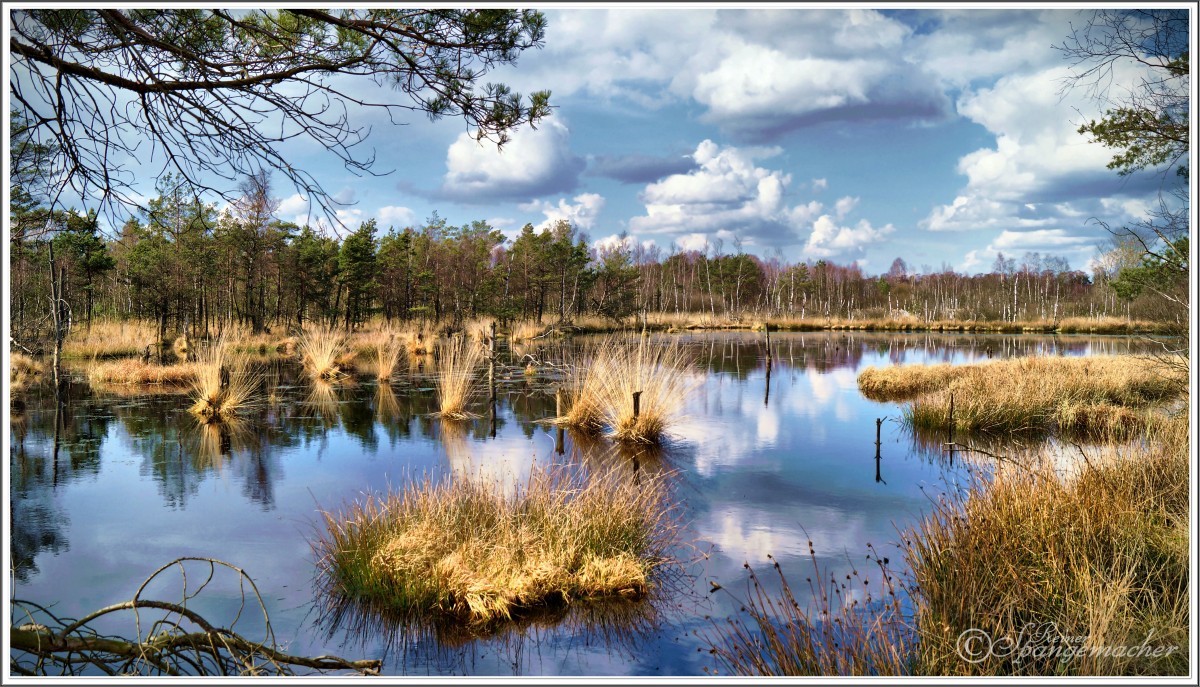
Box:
[22,6,1187,276]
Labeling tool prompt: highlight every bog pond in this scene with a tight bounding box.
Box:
[8,331,1154,676]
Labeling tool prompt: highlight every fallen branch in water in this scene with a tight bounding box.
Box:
[10,557,381,677]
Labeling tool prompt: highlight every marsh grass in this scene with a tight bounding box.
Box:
[706,416,1189,677]
[905,417,1189,675]
[595,338,696,444]
[85,358,198,386]
[298,328,348,380]
[465,317,497,344]
[511,319,548,343]
[10,352,45,393]
[62,319,158,358]
[434,336,485,419]
[554,346,606,432]
[706,550,913,676]
[188,340,261,422]
[552,337,696,444]
[857,364,961,402]
[365,331,404,381]
[859,356,1183,436]
[172,334,191,362]
[313,462,680,627]
[403,324,436,356]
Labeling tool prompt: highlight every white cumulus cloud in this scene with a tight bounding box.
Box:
[439,116,584,202]
[520,193,606,231]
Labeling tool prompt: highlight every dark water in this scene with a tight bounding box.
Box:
[7,332,1151,676]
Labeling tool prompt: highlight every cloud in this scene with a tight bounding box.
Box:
[907,10,1082,89]
[500,8,951,142]
[520,193,606,231]
[377,205,416,229]
[587,152,698,184]
[990,228,1097,252]
[437,116,584,203]
[922,62,1169,238]
[811,178,828,192]
[960,249,983,273]
[630,140,824,249]
[804,214,895,259]
[689,42,950,140]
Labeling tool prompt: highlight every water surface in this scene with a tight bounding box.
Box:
[8,331,1151,676]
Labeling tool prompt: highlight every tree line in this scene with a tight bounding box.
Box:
[9,172,1183,349]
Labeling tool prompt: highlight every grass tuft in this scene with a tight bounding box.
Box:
[188,340,261,422]
[595,338,696,444]
[314,462,680,627]
[297,328,348,380]
[434,336,485,419]
[9,352,45,393]
[554,337,696,444]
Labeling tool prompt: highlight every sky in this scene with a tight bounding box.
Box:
[12,5,1193,276]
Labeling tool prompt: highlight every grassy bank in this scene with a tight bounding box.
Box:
[908,416,1188,675]
[84,358,199,386]
[859,355,1183,436]
[314,463,679,627]
[707,353,1189,676]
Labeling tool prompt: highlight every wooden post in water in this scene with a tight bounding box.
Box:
[555,388,564,418]
[764,364,771,408]
[555,426,565,455]
[875,417,882,458]
[875,417,885,484]
[947,393,955,449]
[488,321,497,402]
[632,390,642,418]
[764,323,773,370]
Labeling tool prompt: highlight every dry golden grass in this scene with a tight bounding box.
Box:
[297,328,348,380]
[62,319,158,358]
[9,352,45,393]
[85,358,198,386]
[553,337,696,444]
[857,364,961,402]
[188,340,262,421]
[402,323,436,356]
[554,346,607,432]
[906,416,1189,675]
[1056,316,1171,334]
[314,462,680,626]
[858,355,1183,436]
[593,338,697,444]
[358,330,403,381]
[434,336,485,419]
[510,319,549,343]
[464,317,497,344]
[172,334,191,362]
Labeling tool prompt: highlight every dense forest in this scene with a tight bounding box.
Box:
[9,170,1183,348]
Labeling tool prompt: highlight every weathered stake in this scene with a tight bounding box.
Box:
[948,392,955,447]
[875,417,882,458]
[632,390,642,418]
